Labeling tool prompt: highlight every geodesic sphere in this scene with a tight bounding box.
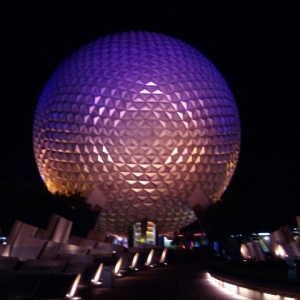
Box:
[33,31,240,235]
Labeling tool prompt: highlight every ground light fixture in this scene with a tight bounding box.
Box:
[129,253,139,270]
[114,257,123,276]
[65,274,81,299]
[91,262,104,285]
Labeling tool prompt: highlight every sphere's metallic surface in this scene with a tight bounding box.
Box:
[33,31,240,235]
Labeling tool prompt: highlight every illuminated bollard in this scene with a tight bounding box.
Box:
[102,266,115,288]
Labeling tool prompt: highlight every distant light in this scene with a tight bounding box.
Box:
[258,232,270,236]
[275,245,287,259]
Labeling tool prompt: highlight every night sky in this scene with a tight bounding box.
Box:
[1,1,299,228]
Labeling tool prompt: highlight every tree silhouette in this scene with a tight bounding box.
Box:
[0,177,98,238]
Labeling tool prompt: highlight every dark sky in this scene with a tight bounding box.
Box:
[1,1,300,226]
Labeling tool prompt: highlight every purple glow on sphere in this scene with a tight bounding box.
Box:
[33,32,240,235]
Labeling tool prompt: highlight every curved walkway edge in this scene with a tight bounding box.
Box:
[208,270,300,300]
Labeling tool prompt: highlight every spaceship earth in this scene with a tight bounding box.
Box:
[33,31,240,236]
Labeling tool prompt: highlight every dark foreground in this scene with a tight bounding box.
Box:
[76,250,300,300]
[75,251,248,300]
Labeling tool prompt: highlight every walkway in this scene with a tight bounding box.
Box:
[76,254,248,300]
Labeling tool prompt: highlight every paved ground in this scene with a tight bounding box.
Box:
[76,254,249,300]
